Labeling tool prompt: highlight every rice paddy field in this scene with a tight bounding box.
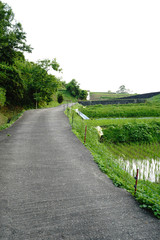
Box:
[67,100,160,217]
[90,92,135,100]
[80,103,160,183]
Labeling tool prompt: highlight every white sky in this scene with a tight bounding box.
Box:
[4,0,160,93]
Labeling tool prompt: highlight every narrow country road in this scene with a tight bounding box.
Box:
[0,105,159,240]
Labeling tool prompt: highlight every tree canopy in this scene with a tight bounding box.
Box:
[116,85,130,94]
[0,1,62,107]
[0,1,87,107]
[0,1,32,64]
[66,79,87,100]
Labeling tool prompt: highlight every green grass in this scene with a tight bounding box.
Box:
[43,90,77,108]
[86,117,160,127]
[0,106,24,130]
[80,103,160,118]
[90,92,136,100]
[106,142,160,160]
[66,104,160,218]
[0,112,8,126]
[58,90,78,102]
[101,122,160,144]
[147,94,160,104]
[0,90,76,130]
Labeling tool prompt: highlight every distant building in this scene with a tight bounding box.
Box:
[86,90,90,100]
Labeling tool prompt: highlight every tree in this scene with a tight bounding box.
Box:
[0,63,24,105]
[116,85,130,94]
[66,79,80,97]
[0,87,6,107]
[14,59,61,107]
[0,1,32,64]
[0,1,63,107]
[57,93,64,103]
[79,90,88,100]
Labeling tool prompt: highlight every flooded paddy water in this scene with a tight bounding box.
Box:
[107,143,160,183]
[118,158,160,183]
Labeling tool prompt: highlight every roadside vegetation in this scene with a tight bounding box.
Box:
[0,0,87,130]
[90,85,134,100]
[79,102,160,118]
[90,92,135,100]
[1,0,160,219]
[66,103,160,218]
[0,106,24,130]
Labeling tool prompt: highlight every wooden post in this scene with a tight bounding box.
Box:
[134,169,139,195]
[84,125,87,144]
[72,112,74,126]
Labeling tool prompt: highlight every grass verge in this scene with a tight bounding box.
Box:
[0,106,25,131]
[66,104,160,219]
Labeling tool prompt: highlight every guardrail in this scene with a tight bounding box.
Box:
[75,109,89,120]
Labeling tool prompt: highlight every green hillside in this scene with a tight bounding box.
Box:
[90,92,136,100]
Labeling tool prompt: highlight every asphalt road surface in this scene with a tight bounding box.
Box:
[0,105,159,240]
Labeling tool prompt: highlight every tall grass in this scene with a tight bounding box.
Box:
[0,106,24,130]
[107,143,160,160]
[80,103,160,118]
[66,104,160,218]
[101,122,160,144]
[87,117,160,127]
[90,92,135,100]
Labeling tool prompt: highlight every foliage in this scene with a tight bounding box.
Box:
[79,89,88,100]
[90,92,136,100]
[0,63,25,105]
[0,87,6,107]
[66,104,160,218]
[0,105,24,130]
[0,1,32,65]
[86,117,160,128]
[0,1,62,108]
[0,112,7,125]
[57,93,64,103]
[13,59,61,107]
[80,103,160,118]
[66,79,87,100]
[66,79,80,97]
[107,142,160,161]
[116,85,130,94]
[147,94,160,104]
[58,90,78,102]
[101,122,160,144]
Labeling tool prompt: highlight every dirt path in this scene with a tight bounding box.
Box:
[0,105,159,240]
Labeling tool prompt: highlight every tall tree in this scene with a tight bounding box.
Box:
[0,1,32,64]
[15,59,61,107]
[116,85,130,94]
[0,87,6,107]
[0,63,24,105]
[66,79,80,97]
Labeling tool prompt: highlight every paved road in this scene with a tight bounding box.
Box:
[0,106,159,240]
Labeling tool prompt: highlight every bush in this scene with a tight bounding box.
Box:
[0,88,6,107]
[101,122,160,144]
[57,93,64,103]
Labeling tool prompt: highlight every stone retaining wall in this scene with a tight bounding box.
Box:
[78,99,146,106]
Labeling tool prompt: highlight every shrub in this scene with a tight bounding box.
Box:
[102,123,160,144]
[57,93,64,103]
[0,88,6,107]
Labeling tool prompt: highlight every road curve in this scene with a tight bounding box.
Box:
[0,105,159,240]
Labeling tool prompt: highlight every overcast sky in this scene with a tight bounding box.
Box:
[4,0,160,93]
